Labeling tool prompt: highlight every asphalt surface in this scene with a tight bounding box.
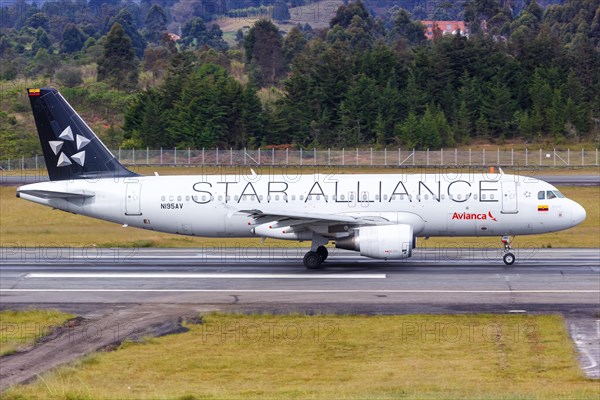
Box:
[1,174,598,186]
[1,247,599,379]
[1,247,598,310]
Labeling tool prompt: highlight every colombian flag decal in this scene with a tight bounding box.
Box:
[28,88,41,97]
[538,205,549,212]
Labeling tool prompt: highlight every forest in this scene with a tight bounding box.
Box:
[0,0,599,158]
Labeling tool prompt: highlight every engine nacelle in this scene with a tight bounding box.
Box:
[335,224,413,260]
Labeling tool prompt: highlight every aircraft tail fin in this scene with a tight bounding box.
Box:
[27,87,137,181]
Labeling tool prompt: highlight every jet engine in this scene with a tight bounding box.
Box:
[335,224,414,260]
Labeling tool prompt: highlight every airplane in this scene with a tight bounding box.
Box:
[16,88,587,268]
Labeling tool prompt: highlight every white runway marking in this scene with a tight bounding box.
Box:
[2,289,599,293]
[25,273,386,279]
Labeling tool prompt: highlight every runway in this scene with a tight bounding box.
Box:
[1,247,599,380]
[1,247,598,314]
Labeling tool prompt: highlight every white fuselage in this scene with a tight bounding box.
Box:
[17,172,586,241]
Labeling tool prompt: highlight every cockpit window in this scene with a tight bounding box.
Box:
[538,191,545,200]
[554,191,565,198]
[546,191,557,199]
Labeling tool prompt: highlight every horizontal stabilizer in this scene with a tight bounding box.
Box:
[17,189,95,200]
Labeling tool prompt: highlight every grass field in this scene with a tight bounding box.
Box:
[3,313,598,399]
[0,309,74,356]
[1,184,598,249]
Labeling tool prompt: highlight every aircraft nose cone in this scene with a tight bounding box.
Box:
[572,202,586,226]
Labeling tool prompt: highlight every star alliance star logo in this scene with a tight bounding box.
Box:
[48,126,90,167]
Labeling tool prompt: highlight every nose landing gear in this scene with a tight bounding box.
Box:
[502,236,515,265]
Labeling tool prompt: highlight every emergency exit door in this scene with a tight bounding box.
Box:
[501,182,518,214]
[125,183,142,215]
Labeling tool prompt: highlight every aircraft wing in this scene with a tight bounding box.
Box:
[237,209,391,225]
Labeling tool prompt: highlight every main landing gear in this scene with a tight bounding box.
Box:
[303,235,328,269]
[502,235,515,265]
[303,246,328,269]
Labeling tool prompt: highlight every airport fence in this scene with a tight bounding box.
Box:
[1,147,599,171]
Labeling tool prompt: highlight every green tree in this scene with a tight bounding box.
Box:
[273,0,291,22]
[123,89,168,148]
[454,100,471,144]
[397,112,420,149]
[330,0,371,29]
[481,79,517,137]
[387,8,425,46]
[106,8,146,58]
[60,23,86,54]
[55,65,83,87]
[339,75,379,145]
[97,23,139,91]
[283,27,306,64]
[168,64,243,148]
[25,12,49,31]
[143,4,167,44]
[244,20,286,87]
[31,28,52,55]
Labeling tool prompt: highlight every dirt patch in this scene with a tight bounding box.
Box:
[0,304,207,391]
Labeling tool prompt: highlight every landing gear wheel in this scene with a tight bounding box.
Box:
[316,246,328,261]
[501,235,516,265]
[503,252,515,265]
[303,251,323,269]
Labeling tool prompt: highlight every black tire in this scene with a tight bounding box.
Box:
[316,246,328,261]
[503,252,515,265]
[303,251,323,269]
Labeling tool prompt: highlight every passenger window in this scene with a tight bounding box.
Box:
[547,191,556,199]
[538,191,545,200]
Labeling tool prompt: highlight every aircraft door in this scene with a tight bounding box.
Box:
[501,182,518,214]
[125,183,142,215]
